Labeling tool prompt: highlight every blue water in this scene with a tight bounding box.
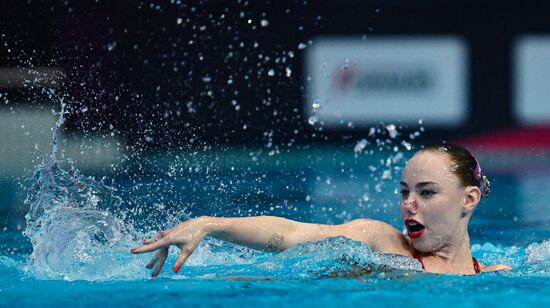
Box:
[0,120,549,306]
[1,235,549,306]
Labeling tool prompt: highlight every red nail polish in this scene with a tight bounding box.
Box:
[130,248,137,253]
[151,272,158,278]
[174,266,181,273]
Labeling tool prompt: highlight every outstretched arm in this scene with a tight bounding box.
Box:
[130,215,405,277]
[206,215,346,251]
[207,216,406,252]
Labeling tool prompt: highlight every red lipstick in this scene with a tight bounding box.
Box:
[405,218,425,239]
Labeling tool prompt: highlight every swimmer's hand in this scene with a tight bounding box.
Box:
[130,216,210,277]
[480,263,513,272]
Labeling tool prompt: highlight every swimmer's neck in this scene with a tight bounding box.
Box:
[422,227,474,266]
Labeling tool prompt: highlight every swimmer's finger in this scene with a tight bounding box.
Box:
[142,238,156,245]
[155,230,166,241]
[172,247,193,273]
[151,247,168,278]
[143,230,169,244]
[131,237,169,254]
[145,251,159,269]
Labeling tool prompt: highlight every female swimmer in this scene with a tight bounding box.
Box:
[130,144,513,276]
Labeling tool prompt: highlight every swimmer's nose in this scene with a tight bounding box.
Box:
[404,197,418,214]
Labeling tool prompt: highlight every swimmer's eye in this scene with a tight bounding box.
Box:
[420,190,436,198]
[400,189,409,199]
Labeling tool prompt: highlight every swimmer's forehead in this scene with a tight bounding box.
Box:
[401,151,458,186]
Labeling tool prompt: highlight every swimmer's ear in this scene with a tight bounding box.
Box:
[463,186,481,213]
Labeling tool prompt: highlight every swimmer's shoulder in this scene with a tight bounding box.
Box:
[339,219,412,256]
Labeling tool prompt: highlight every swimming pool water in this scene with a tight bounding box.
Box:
[0,148,549,307]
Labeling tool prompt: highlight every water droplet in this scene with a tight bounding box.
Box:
[202,76,212,83]
[298,43,307,50]
[312,99,321,110]
[267,69,275,77]
[354,139,368,153]
[106,42,117,51]
[285,67,292,77]
[260,19,269,27]
[176,17,183,25]
[308,116,319,126]
[368,127,376,136]
[186,101,196,113]
[386,124,398,139]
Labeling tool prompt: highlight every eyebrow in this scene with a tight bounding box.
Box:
[400,181,439,188]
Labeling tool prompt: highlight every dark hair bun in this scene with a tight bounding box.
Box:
[480,175,491,198]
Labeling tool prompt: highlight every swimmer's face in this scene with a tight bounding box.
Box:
[400,150,480,252]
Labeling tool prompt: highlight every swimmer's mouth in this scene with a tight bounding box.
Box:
[405,218,425,239]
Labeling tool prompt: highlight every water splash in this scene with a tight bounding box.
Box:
[5,230,550,282]
[22,157,135,280]
[472,240,550,277]
[253,236,421,279]
[20,102,138,280]
[115,236,424,280]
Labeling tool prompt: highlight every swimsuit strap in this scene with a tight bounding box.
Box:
[413,250,482,274]
[412,249,425,270]
[472,257,481,274]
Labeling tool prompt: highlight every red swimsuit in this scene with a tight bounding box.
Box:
[412,250,481,274]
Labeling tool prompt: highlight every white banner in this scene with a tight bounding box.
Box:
[305,36,468,127]
[514,35,550,125]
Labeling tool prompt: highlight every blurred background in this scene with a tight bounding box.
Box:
[1,0,549,250]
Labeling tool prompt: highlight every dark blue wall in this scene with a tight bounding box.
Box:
[1,0,548,149]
